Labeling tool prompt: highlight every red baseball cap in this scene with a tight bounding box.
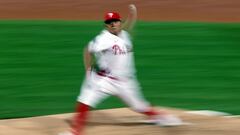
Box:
[104,12,121,23]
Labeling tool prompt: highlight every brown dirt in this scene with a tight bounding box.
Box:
[0,107,240,135]
[0,0,240,22]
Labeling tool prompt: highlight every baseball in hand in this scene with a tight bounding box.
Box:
[129,4,137,12]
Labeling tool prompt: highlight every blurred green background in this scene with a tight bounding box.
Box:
[0,20,240,119]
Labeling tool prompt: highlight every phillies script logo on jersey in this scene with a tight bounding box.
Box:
[112,45,126,55]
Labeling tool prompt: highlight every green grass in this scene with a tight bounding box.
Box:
[0,20,240,119]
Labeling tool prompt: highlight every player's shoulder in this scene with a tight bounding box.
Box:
[88,30,105,45]
[121,30,129,35]
[93,30,112,43]
[119,30,132,39]
[88,30,113,51]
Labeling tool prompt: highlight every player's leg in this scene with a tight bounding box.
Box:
[69,102,89,135]
[67,77,110,135]
[116,78,160,115]
[116,78,182,126]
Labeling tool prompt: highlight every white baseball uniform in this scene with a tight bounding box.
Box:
[77,29,150,112]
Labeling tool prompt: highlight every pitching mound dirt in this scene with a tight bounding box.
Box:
[0,107,240,135]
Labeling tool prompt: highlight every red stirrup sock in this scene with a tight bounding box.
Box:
[142,108,161,116]
[71,102,90,135]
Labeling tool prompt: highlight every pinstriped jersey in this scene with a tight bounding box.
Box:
[88,30,136,78]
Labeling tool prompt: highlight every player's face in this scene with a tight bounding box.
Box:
[105,20,122,35]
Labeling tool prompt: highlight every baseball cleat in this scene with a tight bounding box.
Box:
[157,114,183,126]
[58,131,74,135]
[144,114,184,126]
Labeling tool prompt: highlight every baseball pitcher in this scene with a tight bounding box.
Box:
[59,4,182,135]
